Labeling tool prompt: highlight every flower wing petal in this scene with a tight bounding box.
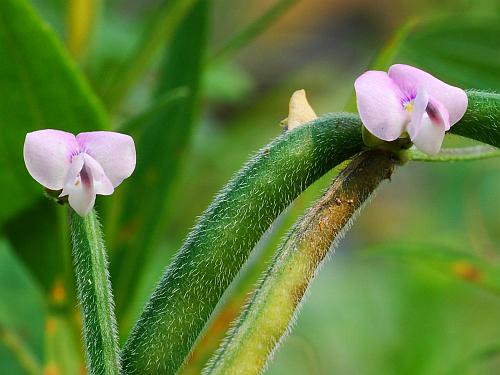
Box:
[76,131,136,188]
[24,129,79,190]
[83,154,114,196]
[411,114,446,155]
[65,163,96,216]
[388,64,467,126]
[354,71,408,141]
[407,89,429,139]
[60,153,84,198]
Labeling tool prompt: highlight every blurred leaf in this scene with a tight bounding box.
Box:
[5,200,74,293]
[0,326,41,375]
[116,87,190,134]
[43,312,83,375]
[346,17,418,112]
[0,0,107,225]
[0,239,44,374]
[209,0,299,64]
[365,242,500,295]
[102,0,198,110]
[204,62,254,104]
[399,16,500,90]
[111,0,210,327]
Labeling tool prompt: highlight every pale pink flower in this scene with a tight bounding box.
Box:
[24,130,136,216]
[354,64,468,155]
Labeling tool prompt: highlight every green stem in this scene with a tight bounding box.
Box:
[70,209,120,375]
[203,150,398,374]
[450,90,500,147]
[209,0,299,64]
[408,145,500,162]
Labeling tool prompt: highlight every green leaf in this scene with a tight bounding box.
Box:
[345,17,418,112]
[111,0,210,327]
[0,239,44,374]
[209,0,299,64]
[102,0,198,110]
[0,0,107,224]
[399,16,500,90]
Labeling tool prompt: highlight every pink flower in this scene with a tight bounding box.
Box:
[24,130,136,216]
[354,64,468,155]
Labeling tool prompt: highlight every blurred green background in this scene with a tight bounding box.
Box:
[1,0,499,374]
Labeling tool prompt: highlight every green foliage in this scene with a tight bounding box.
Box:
[1,1,500,374]
[102,0,198,109]
[210,0,299,64]
[0,240,44,374]
[366,242,500,295]
[400,17,500,90]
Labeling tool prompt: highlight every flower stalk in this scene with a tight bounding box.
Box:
[70,209,120,375]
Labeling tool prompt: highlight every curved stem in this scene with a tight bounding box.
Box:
[123,89,500,374]
[204,150,399,374]
[121,113,365,375]
[70,209,120,375]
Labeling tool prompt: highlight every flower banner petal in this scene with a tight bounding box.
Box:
[76,131,136,187]
[388,64,467,125]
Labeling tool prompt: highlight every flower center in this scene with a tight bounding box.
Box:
[403,100,414,113]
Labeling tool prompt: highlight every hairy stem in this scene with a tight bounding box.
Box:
[203,150,398,374]
[70,209,120,375]
[121,113,365,374]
